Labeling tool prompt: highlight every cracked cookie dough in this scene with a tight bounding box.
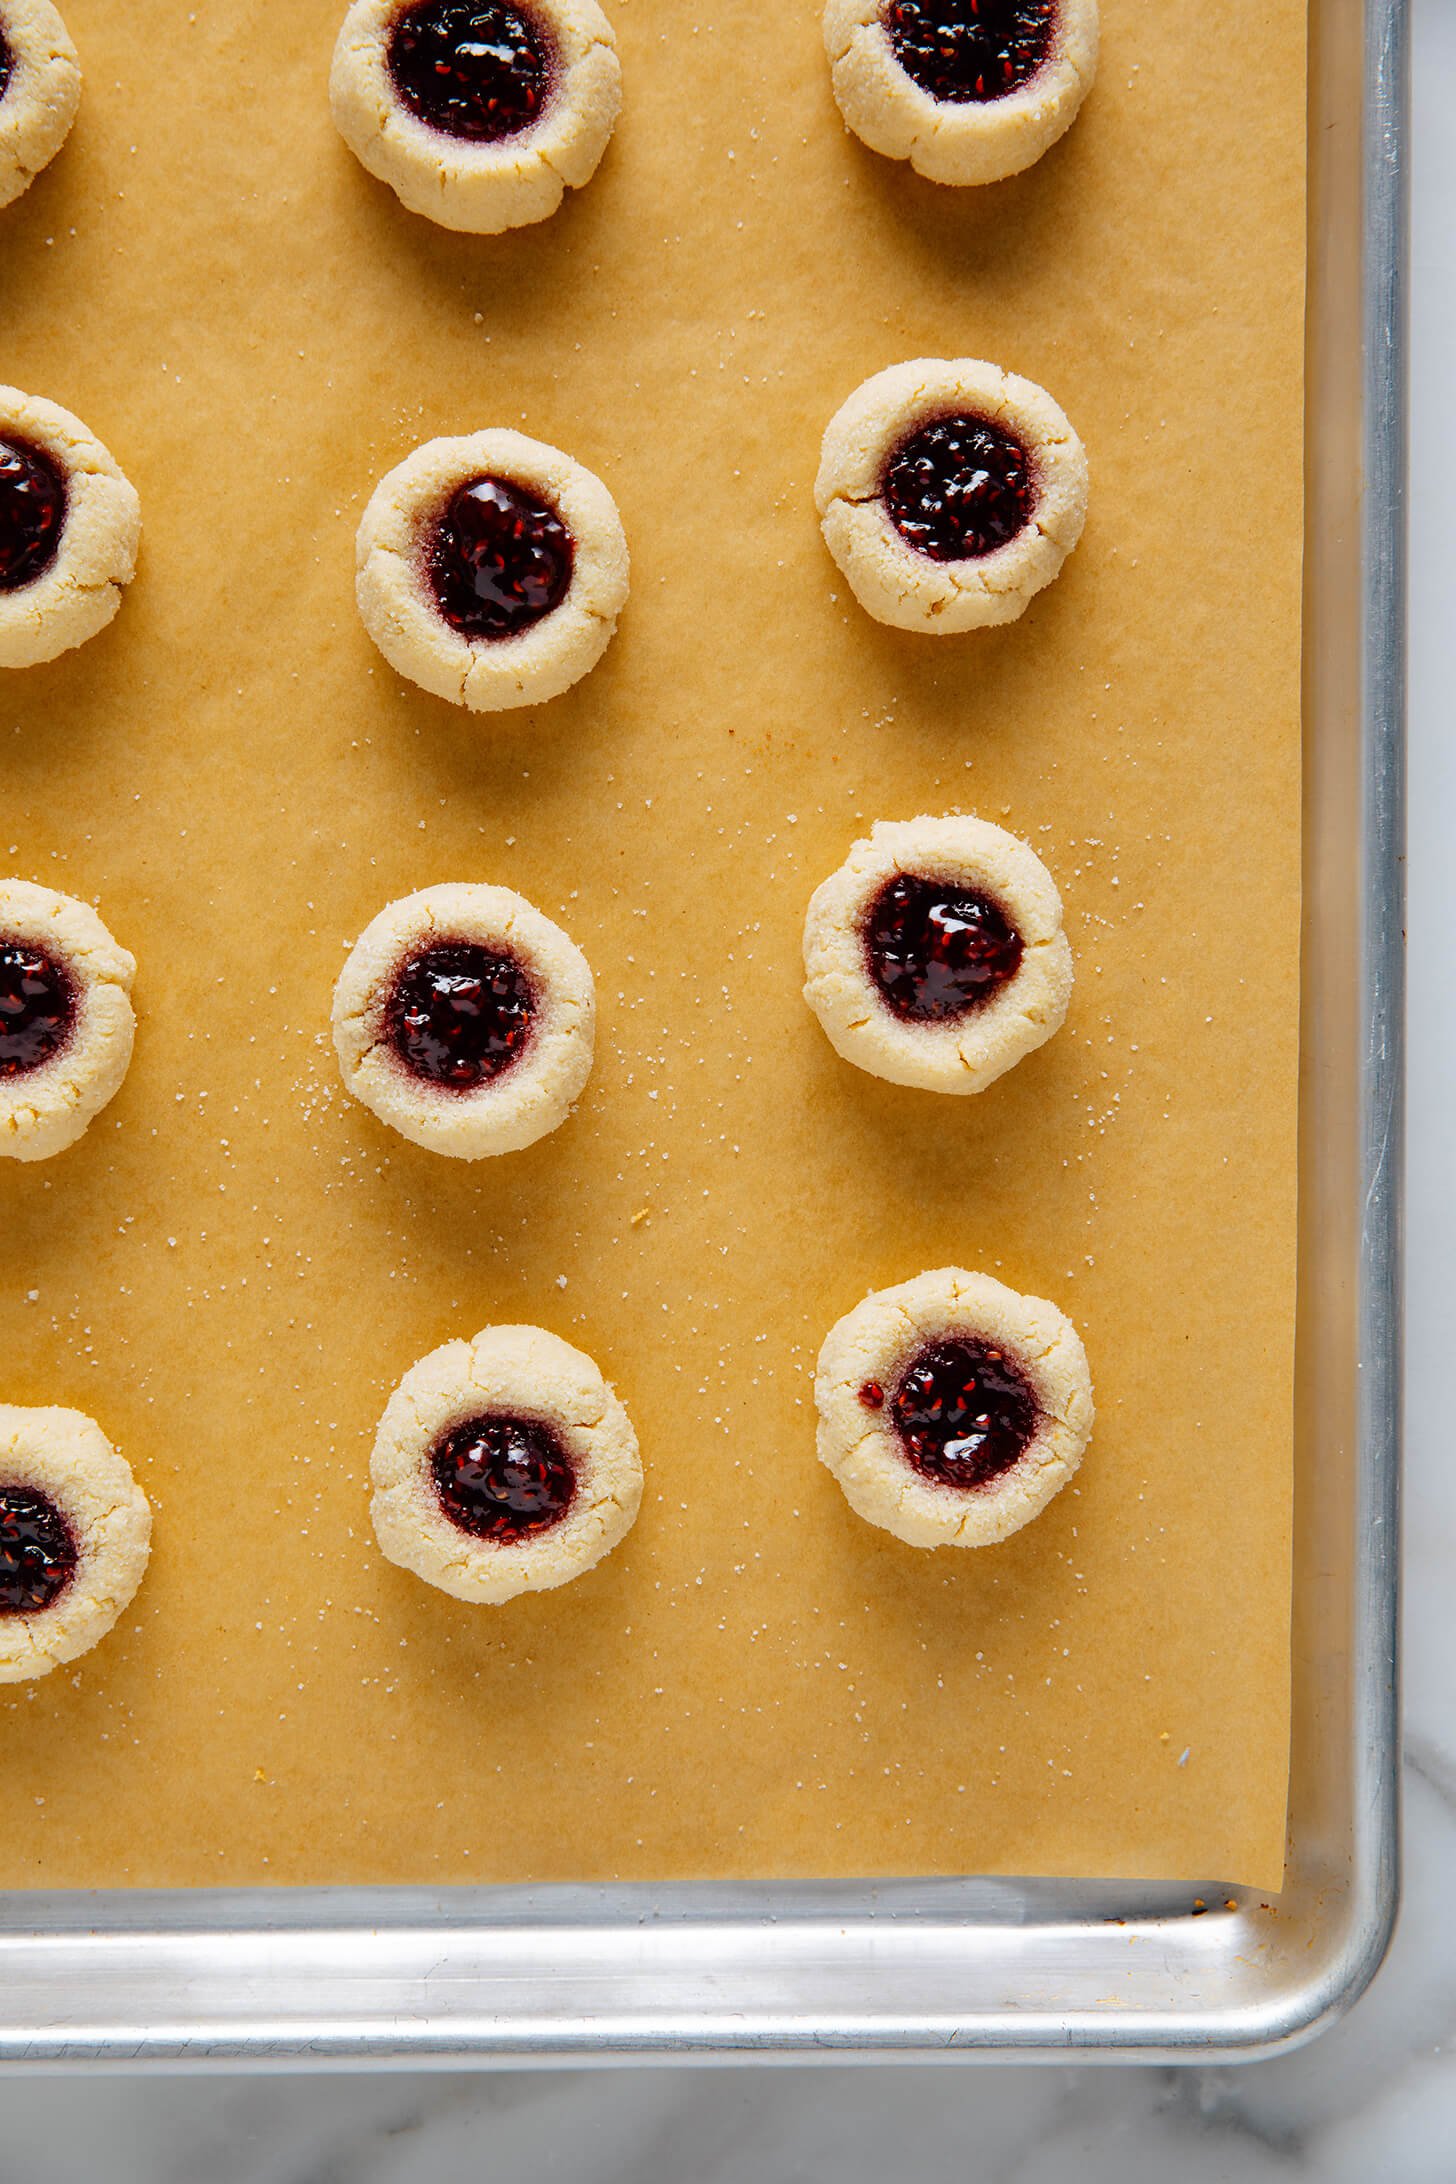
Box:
[815,358,1086,633]
[823,0,1097,188]
[333,881,595,1158]
[370,1323,642,1602]
[331,0,621,234]
[0,387,141,667]
[815,1269,1093,1549]
[356,428,628,711]
[803,815,1072,1094]
[0,0,80,210]
[0,879,136,1160]
[0,1405,151,1681]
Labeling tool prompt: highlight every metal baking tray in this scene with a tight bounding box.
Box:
[0,0,1404,2067]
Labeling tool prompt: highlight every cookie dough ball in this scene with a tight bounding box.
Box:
[0,879,136,1161]
[0,387,141,667]
[815,1268,1093,1549]
[356,428,628,711]
[331,0,621,234]
[824,0,1097,188]
[816,358,1086,633]
[333,881,595,1159]
[371,1323,642,1603]
[803,815,1071,1094]
[0,0,81,210]
[0,1405,151,1681]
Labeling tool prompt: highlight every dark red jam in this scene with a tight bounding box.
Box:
[431,1413,577,1542]
[884,0,1057,103]
[882,414,1034,563]
[0,26,11,102]
[0,437,67,594]
[427,475,574,641]
[891,1340,1037,1488]
[0,938,76,1077]
[864,873,1023,1023]
[387,941,535,1091]
[0,1488,77,1614]
[859,1380,886,1410]
[387,1,554,143]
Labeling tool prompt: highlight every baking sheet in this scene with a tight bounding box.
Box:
[0,0,1304,1891]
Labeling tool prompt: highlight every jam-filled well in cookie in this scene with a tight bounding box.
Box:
[0,437,67,594]
[0,26,12,102]
[386,941,535,1091]
[882,414,1035,562]
[0,938,77,1077]
[0,1486,78,1614]
[387,1,556,143]
[427,474,575,640]
[884,0,1058,104]
[864,872,1023,1023]
[430,1413,578,1541]
[890,1339,1038,1488]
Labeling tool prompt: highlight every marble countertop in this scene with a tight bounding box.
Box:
[5,5,1453,2176]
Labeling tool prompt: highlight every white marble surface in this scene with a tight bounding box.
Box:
[5,6,1455,2176]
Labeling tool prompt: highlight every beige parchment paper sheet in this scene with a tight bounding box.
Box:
[0,0,1304,1891]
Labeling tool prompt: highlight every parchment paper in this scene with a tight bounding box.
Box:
[0,0,1303,1890]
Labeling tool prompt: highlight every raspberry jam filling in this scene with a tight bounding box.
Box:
[885,1339,1038,1488]
[430,1413,577,1542]
[0,938,77,1077]
[864,873,1023,1023]
[884,0,1057,104]
[882,414,1034,563]
[0,437,68,594]
[0,27,11,102]
[0,1487,78,1614]
[386,940,535,1091]
[387,1,555,144]
[427,475,575,641]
